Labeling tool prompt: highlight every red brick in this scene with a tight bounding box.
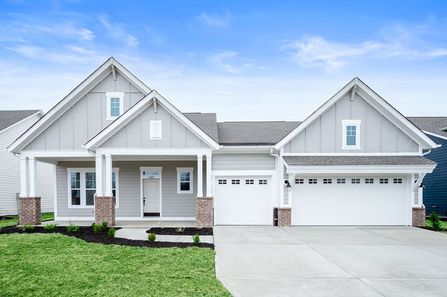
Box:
[18,197,41,225]
[277,207,291,227]
[95,196,115,226]
[412,207,425,227]
[196,197,213,228]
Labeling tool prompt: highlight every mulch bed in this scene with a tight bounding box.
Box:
[0,226,214,249]
[147,227,213,236]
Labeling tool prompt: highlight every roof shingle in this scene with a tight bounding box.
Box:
[0,110,40,132]
[283,156,436,166]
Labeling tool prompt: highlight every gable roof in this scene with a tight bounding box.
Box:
[8,57,151,154]
[274,77,438,150]
[407,117,447,140]
[83,91,220,150]
[0,110,41,132]
[218,121,301,145]
[184,113,219,142]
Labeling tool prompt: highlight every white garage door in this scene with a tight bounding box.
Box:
[214,176,274,225]
[292,176,409,225]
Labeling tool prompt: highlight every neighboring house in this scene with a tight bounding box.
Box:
[8,58,438,227]
[0,110,54,216]
[408,117,447,217]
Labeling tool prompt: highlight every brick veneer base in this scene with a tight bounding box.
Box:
[412,207,426,227]
[278,207,292,227]
[95,196,116,226]
[196,197,214,228]
[18,197,41,225]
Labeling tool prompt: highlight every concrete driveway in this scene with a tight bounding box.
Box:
[214,226,447,297]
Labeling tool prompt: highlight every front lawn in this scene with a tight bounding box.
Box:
[425,218,447,230]
[0,212,54,228]
[0,234,229,297]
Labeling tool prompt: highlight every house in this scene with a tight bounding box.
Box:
[8,57,438,227]
[0,110,54,216]
[408,117,447,217]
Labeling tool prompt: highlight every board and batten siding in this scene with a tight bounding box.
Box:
[212,154,276,170]
[56,160,207,218]
[284,93,419,153]
[0,113,54,215]
[24,72,145,151]
[99,102,208,149]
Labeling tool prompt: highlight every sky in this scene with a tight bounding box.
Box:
[0,0,446,121]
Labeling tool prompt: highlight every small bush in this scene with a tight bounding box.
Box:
[23,225,35,232]
[101,221,109,230]
[43,224,58,232]
[192,234,200,246]
[148,232,156,242]
[92,223,103,234]
[107,227,116,238]
[429,212,442,231]
[66,224,80,233]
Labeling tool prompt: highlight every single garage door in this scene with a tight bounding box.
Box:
[292,176,409,225]
[214,175,274,225]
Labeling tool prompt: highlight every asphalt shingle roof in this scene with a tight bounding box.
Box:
[283,156,436,166]
[217,121,301,145]
[0,110,40,132]
[183,113,219,142]
[407,117,447,139]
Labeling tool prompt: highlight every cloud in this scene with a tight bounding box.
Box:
[198,11,231,28]
[208,50,262,74]
[99,15,139,47]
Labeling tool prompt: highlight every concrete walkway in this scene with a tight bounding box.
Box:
[115,228,214,244]
[214,226,447,297]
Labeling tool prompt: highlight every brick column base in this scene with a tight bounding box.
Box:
[196,197,214,228]
[278,207,291,227]
[18,197,41,225]
[95,196,115,226]
[412,206,426,227]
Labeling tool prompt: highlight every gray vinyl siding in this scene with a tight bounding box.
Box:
[284,93,419,153]
[100,102,208,149]
[212,154,275,170]
[24,72,145,151]
[0,114,54,215]
[56,160,206,218]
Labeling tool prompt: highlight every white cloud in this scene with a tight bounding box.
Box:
[208,51,261,74]
[198,11,231,28]
[99,15,139,47]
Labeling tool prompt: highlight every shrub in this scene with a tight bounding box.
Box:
[23,225,35,232]
[192,234,200,246]
[66,224,80,233]
[107,227,116,238]
[43,224,58,232]
[101,221,109,231]
[92,223,103,234]
[148,232,156,242]
[429,212,442,231]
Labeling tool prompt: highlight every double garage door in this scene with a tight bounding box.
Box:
[292,176,409,225]
[214,175,274,225]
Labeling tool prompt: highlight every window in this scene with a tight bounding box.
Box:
[351,178,360,184]
[337,178,346,184]
[365,178,374,184]
[218,179,227,184]
[342,120,361,149]
[295,178,304,184]
[393,178,403,184]
[231,179,240,184]
[308,178,317,184]
[150,120,162,140]
[259,180,268,185]
[380,178,389,184]
[323,178,332,184]
[245,179,254,185]
[106,92,124,120]
[177,168,193,194]
[68,168,119,208]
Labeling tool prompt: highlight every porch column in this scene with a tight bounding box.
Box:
[277,156,291,227]
[28,157,37,197]
[197,155,203,197]
[18,156,41,225]
[196,153,213,228]
[20,156,28,197]
[104,154,112,196]
[95,154,104,196]
[95,154,115,225]
[206,154,212,197]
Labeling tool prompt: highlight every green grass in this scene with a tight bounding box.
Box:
[0,212,54,228]
[0,233,229,297]
[425,218,447,230]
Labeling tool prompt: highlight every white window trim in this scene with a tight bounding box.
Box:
[67,168,119,208]
[176,167,194,194]
[149,120,162,140]
[342,120,361,150]
[106,92,125,121]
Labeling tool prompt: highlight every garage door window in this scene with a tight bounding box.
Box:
[295,178,304,184]
[393,178,402,184]
[259,179,268,185]
[351,178,360,184]
[365,178,374,184]
[177,168,193,194]
[323,178,332,184]
[245,179,254,185]
[218,179,227,184]
[337,178,346,184]
[380,178,389,184]
[308,179,317,184]
[231,179,240,185]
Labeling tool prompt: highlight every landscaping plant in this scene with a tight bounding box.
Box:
[92,223,103,234]
[43,224,58,232]
[101,221,109,230]
[148,232,156,242]
[23,225,35,232]
[429,212,442,231]
[107,227,116,238]
[66,224,80,233]
[192,234,200,246]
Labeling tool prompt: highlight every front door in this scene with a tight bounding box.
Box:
[143,179,161,216]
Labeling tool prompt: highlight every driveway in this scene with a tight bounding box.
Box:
[214,226,447,297]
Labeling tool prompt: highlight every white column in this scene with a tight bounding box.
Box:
[278,157,285,207]
[105,154,113,197]
[197,155,203,197]
[28,157,37,197]
[20,156,28,197]
[287,173,294,207]
[206,154,212,197]
[95,154,104,197]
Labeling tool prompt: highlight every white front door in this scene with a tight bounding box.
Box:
[143,179,161,214]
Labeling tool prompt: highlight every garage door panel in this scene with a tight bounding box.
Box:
[292,176,409,225]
